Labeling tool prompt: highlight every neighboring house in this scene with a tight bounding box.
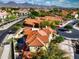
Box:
[23,18,42,27]
[23,27,56,52]
[0,11,8,19]
[71,11,79,19]
[16,16,59,59]
[39,16,63,21]
[24,16,63,27]
[71,11,78,16]
[17,9,29,16]
[61,10,69,16]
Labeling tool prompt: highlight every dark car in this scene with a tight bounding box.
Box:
[71,20,78,25]
[58,28,68,31]
[8,30,15,34]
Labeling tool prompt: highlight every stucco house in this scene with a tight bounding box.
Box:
[23,27,56,52]
[0,11,8,19]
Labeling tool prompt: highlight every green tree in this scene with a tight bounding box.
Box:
[31,11,39,16]
[31,39,70,59]
[53,36,64,43]
[39,10,48,17]
[49,8,61,16]
[64,25,73,30]
[54,21,61,25]
[47,40,70,59]
[28,10,40,18]
[65,13,74,19]
[51,25,56,30]
[40,20,50,28]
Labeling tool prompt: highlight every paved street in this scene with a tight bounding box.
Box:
[0,16,26,31]
[58,19,79,39]
[58,28,79,39]
[58,19,79,59]
[0,16,26,43]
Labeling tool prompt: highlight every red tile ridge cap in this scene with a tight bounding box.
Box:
[36,37,46,46]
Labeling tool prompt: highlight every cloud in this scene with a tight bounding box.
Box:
[1,0,79,8]
[59,0,64,2]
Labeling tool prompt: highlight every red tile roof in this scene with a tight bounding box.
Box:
[38,35,48,43]
[38,30,47,36]
[28,37,45,47]
[23,28,33,36]
[26,31,48,47]
[24,18,42,26]
[24,16,62,26]
[23,27,56,47]
[40,16,62,21]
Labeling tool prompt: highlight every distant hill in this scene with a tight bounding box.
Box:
[0,1,78,9]
[5,1,17,5]
[0,1,54,8]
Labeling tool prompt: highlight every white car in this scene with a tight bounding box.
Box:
[66,30,72,33]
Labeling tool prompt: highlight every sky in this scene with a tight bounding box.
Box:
[1,0,79,8]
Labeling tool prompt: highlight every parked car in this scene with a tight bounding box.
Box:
[71,20,78,25]
[8,30,15,34]
[58,28,68,32]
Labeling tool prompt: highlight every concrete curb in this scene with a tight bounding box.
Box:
[73,24,79,30]
[0,16,26,31]
[2,34,14,44]
[60,20,74,27]
[59,40,74,59]
[1,44,11,59]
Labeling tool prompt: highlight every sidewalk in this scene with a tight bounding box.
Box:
[0,34,12,59]
[0,47,4,58]
[59,40,74,59]
[73,24,79,30]
[1,44,11,59]
[0,19,23,31]
[60,20,74,27]
[0,16,26,31]
[0,27,24,58]
[2,34,14,43]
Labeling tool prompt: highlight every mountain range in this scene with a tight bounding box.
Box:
[0,1,78,9]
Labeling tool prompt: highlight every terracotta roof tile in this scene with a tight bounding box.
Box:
[39,16,62,21]
[38,35,48,43]
[24,18,42,26]
[38,30,47,36]
[43,28,51,35]
[26,34,37,44]
[28,37,45,47]
[24,16,62,26]
[23,27,56,47]
[23,28,33,35]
